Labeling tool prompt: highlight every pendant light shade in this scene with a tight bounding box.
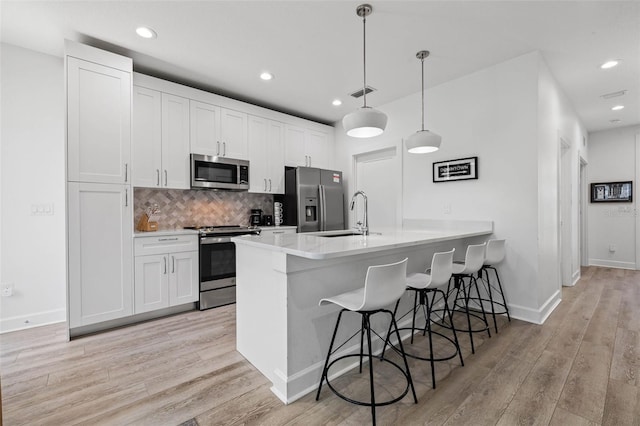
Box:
[343,4,387,138]
[406,50,441,153]
[343,106,387,138]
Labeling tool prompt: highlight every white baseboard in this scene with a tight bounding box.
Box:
[588,259,636,270]
[0,308,66,333]
[508,289,561,325]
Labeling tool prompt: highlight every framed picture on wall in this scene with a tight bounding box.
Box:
[590,181,633,202]
[433,157,478,182]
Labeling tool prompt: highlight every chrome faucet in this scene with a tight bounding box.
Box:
[350,190,369,236]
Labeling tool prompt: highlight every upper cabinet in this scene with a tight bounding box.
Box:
[284,124,334,170]
[190,100,248,160]
[132,86,190,189]
[67,57,131,184]
[248,116,285,194]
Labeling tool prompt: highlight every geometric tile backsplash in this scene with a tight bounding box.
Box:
[134,188,274,230]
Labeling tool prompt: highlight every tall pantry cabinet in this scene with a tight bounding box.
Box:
[66,41,133,332]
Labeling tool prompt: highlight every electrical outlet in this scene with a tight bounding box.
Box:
[1,282,14,297]
[609,244,617,253]
[444,203,452,214]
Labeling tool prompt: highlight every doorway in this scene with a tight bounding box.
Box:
[352,147,401,230]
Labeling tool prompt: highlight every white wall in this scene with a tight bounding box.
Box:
[537,59,589,294]
[335,51,586,324]
[587,124,640,269]
[1,43,66,332]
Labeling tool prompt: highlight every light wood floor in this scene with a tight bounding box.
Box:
[1,266,639,425]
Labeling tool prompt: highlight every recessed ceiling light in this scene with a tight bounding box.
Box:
[600,60,619,69]
[332,99,342,106]
[611,105,625,111]
[136,27,157,39]
[610,119,622,124]
[260,72,273,81]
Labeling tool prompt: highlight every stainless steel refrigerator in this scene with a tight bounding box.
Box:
[283,167,345,233]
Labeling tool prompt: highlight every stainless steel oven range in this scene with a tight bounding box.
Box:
[185,225,261,310]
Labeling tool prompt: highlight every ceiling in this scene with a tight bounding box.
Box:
[2,1,638,132]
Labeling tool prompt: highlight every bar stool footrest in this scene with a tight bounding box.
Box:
[324,354,412,407]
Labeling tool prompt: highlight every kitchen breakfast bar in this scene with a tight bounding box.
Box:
[232,220,493,403]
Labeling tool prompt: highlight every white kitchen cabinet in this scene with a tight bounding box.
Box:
[248,115,285,194]
[67,57,131,184]
[134,234,198,314]
[68,182,133,328]
[190,100,248,159]
[132,87,190,189]
[284,124,333,169]
[161,93,191,189]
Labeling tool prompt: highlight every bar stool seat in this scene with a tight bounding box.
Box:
[316,258,417,426]
[447,243,491,354]
[383,248,464,389]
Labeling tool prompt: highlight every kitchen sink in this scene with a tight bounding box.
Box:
[316,231,365,237]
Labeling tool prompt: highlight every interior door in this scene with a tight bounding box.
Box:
[353,147,400,230]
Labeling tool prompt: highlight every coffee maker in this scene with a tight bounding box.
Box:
[249,209,262,227]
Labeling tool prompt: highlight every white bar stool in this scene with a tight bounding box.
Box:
[382,248,464,389]
[478,239,511,332]
[448,242,491,354]
[315,258,417,425]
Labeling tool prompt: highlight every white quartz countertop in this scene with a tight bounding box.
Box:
[232,221,493,260]
[133,229,199,238]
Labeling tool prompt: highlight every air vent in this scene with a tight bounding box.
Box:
[349,86,376,99]
[601,90,627,99]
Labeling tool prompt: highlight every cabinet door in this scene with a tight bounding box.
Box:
[190,100,220,156]
[220,108,248,159]
[132,86,162,188]
[67,57,131,184]
[267,120,285,194]
[284,124,307,167]
[306,129,332,169]
[161,94,191,189]
[134,254,169,313]
[68,182,133,327]
[169,251,199,306]
[248,115,269,193]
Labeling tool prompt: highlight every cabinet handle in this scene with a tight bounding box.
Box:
[308,156,312,167]
[269,179,272,192]
[305,155,308,167]
[264,178,267,191]
[164,170,168,186]
[156,169,160,186]
[158,237,179,241]
[217,141,220,155]
[125,188,128,207]
[223,142,226,156]
[125,163,128,182]
[273,231,284,234]
[163,256,167,274]
[171,256,175,273]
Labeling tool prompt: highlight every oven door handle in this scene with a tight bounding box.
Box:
[200,236,233,244]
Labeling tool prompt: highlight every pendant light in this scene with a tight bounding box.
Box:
[343,4,387,138]
[406,50,441,153]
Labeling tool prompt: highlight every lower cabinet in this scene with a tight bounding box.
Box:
[134,235,198,314]
[68,182,133,328]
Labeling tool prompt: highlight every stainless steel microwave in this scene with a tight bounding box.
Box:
[190,154,250,190]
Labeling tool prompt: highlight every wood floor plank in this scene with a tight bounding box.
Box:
[610,327,640,386]
[550,406,600,426]
[602,378,640,426]
[497,350,573,426]
[557,343,612,424]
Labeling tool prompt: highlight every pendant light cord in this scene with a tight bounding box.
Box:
[421,57,425,131]
[362,14,367,108]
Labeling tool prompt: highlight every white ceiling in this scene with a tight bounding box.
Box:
[2,1,638,132]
